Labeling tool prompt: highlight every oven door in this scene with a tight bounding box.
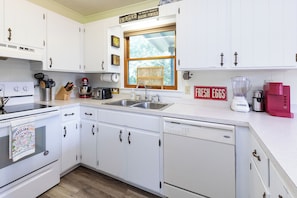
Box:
[0,110,60,188]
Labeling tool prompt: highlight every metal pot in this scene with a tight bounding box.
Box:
[0,97,9,109]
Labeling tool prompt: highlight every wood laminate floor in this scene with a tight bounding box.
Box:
[38,166,161,198]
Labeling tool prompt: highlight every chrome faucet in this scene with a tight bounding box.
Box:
[136,83,148,101]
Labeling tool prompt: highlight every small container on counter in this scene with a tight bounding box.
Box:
[252,90,264,112]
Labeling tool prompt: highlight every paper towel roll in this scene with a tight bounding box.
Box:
[100,73,119,83]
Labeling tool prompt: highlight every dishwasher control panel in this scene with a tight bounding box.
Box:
[163,117,235,145]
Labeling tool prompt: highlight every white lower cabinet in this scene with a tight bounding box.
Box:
[61,107,80,173]
[249,160,270,198]
[97,109,161,193]
[270,163,292,198]
[80,120,97,169]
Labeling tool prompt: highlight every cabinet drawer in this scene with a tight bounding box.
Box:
[80,106,97,121]
[250,135,269,187]
[98,109,160,132]
[61,107,79,122]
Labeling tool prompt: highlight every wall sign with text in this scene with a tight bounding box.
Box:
[194,86,227,101]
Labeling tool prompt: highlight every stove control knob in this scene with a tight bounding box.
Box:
[14,86,19,92]
[23,86,28,91]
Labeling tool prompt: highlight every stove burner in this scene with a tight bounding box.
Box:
[0,103,52,114]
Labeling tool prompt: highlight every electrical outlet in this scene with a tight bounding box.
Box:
[185,86,190,95]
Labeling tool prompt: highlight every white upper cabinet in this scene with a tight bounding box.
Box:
[84,16,122,73]
[0,0,45,61]
[176,0,229,70]
[231,0,297,68]
[177,0,297,70]
[45,10,83,72]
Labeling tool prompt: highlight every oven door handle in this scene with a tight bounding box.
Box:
[0,110,60,128]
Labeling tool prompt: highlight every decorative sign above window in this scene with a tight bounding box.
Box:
[119,8,159,24]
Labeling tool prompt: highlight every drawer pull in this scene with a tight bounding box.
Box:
[63,126,67,137]
[92,125,95,135]
[64,113,75,116]
[278,195,283,198]
[252,149,261,161]
[128,132,131,144]
[119,130,123,142]
[85,112,93,116]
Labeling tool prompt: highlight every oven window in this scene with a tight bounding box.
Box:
[0,126,46,169]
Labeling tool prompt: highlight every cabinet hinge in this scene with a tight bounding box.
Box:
[80,154,82,160]
[97,161,99,166]
[159,139,161,147]
[159,181,162,189]
[43,40,45,47]
[295,53,297,62]
[76,123,78,129]
[76,155,78,161]
[43,13,45,20]
[249,163,252,170]
[178,7,180,14]
[79,27,81,32]
[178,59,180,66]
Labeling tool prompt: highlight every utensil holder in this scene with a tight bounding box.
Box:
[40,88,52,101]
[55,87,72,100]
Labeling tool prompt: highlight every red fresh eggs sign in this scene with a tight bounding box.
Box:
[194,86,227,101]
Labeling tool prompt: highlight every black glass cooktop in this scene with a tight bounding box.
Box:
[0,103,52,114]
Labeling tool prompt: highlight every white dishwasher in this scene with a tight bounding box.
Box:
[163,117,235,198]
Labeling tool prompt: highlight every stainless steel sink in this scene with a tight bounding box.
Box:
[131,102,169,110]
[104,99,139,107]
[104,99,170,110]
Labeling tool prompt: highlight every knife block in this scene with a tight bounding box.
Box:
[55,87,72,100]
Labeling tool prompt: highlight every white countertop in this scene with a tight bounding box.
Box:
[39,97,297,196]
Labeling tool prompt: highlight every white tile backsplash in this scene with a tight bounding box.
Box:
[1,58,296,105]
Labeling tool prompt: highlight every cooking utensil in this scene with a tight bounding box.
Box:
[40,80,46,88]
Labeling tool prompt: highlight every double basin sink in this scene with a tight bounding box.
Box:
[103,99,170,110]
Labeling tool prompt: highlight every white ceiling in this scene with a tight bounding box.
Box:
[52,0,150,16]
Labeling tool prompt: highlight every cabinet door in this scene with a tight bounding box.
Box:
[126,128,160,193]
[249,160,270,198]
[80,120,97,169]
[270,163,292,198]
[97,123,125,178]
[231,0,297,68]
[176,0,229,70]
[46,10,82,71]
[3,0,45,49]
[61,120,80,173]
[84,17,121,73]
[84,19,106,72]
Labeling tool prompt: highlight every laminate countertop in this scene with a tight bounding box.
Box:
[40,97,297,197]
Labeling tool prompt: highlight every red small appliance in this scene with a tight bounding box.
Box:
[264,82,294,118]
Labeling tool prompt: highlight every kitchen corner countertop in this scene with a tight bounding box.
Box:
[39,98,297,196]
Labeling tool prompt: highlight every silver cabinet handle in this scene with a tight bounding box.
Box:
[84,112,92,116]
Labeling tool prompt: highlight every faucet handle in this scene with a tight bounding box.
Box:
[151,94,160,102]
